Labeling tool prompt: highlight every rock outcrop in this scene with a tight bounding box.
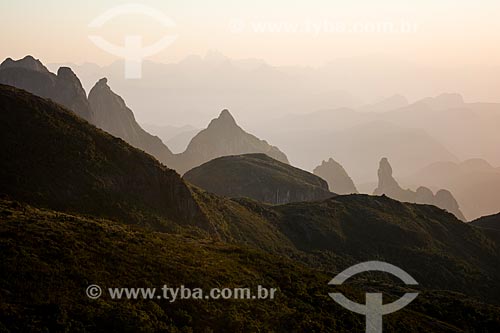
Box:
[173,110,289,174]
[313,158,358,194]
[374,157,466,220]
[184,153,333,204]
[88,78,175,166]
[0,56,94,122]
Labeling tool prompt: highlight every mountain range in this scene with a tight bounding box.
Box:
[374,158,465,221]
[0,56,288,175]
[4,55,498,221]
[50,54,500,174]
[401,159,500,220]
[0,56,94,122]
[1,83,500,330]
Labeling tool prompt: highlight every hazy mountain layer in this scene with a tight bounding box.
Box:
[313,158,358,194]
[172,110,289,174]
[374,158,465,220]
[402,159,500,220]
[265,120,458,182]
[142,123,200,153]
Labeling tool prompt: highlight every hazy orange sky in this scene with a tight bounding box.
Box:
[2,0,500,67]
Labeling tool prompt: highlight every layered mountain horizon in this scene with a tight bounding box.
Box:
[2,55,498,221]
[1,62,500,330]
[0,55,94,122]
[4,0,500,330]
[0,55,289,176]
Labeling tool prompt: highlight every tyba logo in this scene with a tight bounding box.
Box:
[328,261,419,333]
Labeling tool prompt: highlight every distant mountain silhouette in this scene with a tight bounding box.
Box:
[402,159,500,220]
[313,158,358,194]
[0,57,290,176]
[142,123,200,153]
[173,110,289,174]
[358,94,408,112]
[269,119,458,182]
[417,93,465,110]
[184,153,333,204]
[88,77,175,166]
[88,80,287,174]
[0,56,94,122]
[471,213,500,231]
[380,96,500,168]
[374,158,465,220]
[166,128,199,153]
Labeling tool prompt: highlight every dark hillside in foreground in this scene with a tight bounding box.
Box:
[471,213,500,231]
[1,199,499,332]
[0,84,206,229]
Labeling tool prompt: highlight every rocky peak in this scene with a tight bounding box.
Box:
[173,110,289,173]
[95,77,109,88]
[374,157,465,220]
[0,55,49,73]
[435,189,465,220]
[88,78,174,165]
[207,109,237,129]
[377,157,401,192]
[88,79,118,109]
[415,186,434,204]
[53,67,94,123]
[313,157,358,194]
[0,56,93,123]
[57,67,79,81]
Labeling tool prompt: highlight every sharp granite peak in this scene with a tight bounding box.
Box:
[0,56,290,175]
[175,108,289,174]
[0,55,50,73]
[210,109,237,126]
[0,55,94,123]
[313,158,358,194]
[374,157,466,220]
[88,77,175,165]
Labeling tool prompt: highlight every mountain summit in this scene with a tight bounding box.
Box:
[0,56,94,122]
[173,109,289,173]
[0,55,49,73]
[211,109,236,126]
[88,77,175,166]
[374,157,465,220]
[313,158,358,194]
